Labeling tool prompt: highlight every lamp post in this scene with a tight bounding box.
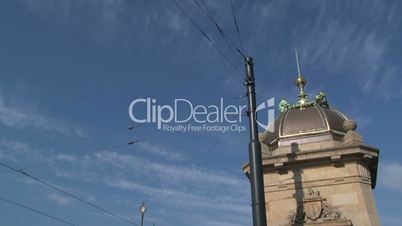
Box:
[139,202,147,226]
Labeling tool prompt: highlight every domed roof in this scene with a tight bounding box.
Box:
[265,104,348,145]
[263,61,349,146]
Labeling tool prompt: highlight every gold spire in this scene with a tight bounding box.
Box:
[295,49,308,104]
[278,50,330,113]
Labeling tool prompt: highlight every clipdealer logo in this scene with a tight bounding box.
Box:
[128,97,275,133]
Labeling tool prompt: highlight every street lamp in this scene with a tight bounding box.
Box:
[139,201,147,226]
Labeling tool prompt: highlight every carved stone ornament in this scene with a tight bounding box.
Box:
[321,202,342,222]
[288,189,347,225]
[305,198,322,220]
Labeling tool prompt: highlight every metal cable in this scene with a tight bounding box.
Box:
[171,0,244,77]
[0,195,75,226]
[0,161,138,226]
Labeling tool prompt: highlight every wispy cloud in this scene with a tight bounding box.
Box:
[104,177,249,214]
[46,192,73,206]
[21,0,190,44]
[54,150,251,224]
[0,137,251,225]
[56,153,76,162]
[0,139,30,152]
[137,142,186,161]
[298,1,401,99]
[79,151,246,189]
[237,1,402,101]
[0,92,87,138]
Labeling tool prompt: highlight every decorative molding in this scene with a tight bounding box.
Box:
[288,189,350,225]
[279,92,329,113]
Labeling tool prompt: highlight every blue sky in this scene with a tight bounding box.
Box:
[0,0,401,226]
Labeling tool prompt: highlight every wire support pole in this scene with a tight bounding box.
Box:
[244,57,267,226]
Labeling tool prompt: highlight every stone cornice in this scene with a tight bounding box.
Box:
[243,144,379,188]
[263,145,378,165]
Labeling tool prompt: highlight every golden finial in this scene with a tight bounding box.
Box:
[295,48,301,76]
[295,49,308,104]
[278,50,329,112]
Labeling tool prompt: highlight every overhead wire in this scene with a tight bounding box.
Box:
[100,125,142,135]
[77,138,144,153]
[0,161,139,226]
[230,0,244,53]
[192,0,245,68]
[171,0,244,77]
[0,195,75,226]
[196,0,246,60]
[110,139,143,149]
[0,2,249,225]
[195,0,252,109]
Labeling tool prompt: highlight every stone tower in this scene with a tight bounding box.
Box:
[243,70,380,226]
